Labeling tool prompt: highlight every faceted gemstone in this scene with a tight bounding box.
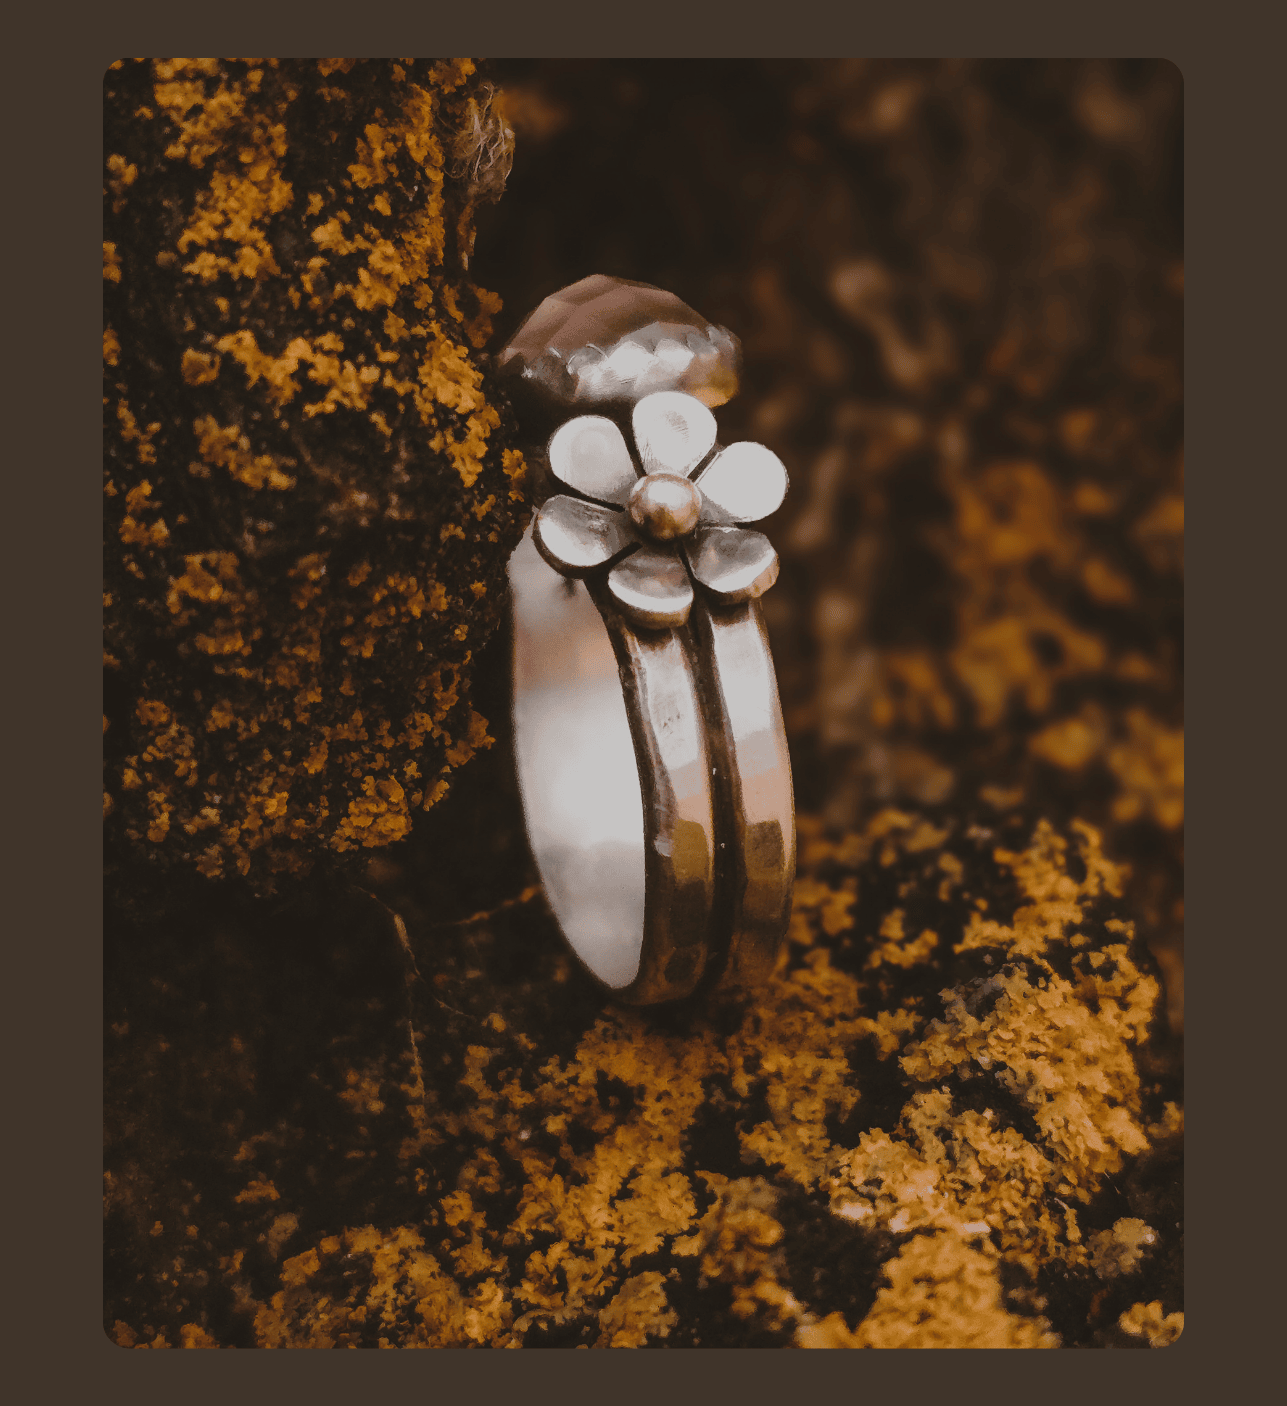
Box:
[627,474,702,542]
[497,275,740,411]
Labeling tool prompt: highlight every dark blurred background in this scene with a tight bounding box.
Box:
[455,58,1183,1032]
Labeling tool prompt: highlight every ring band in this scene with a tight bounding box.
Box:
[502,277,796,1003]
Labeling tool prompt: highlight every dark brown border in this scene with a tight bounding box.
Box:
[8,0,1278,1396]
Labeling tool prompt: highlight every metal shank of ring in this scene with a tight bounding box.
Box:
[509,526,795,1004]
[689,597,796,991]
[510,528,717,1004]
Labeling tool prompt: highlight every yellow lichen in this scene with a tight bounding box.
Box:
[178,1324,219,1348]
[192,415,296,490]
[180,349,221,385]
[594,1273,677,1347]
[802,1235,1058,1348]
[107,803,1172,1348]
[1107,709,1184,829]
[1118,1299,1184,1347]
[865,908,938,969]
[234,1178,281,1204]
[1089,1216,1157,1278]
[1029,704,1109,770]
[332,775,413,852]
[116,405,162,469]
[118,477,169,545]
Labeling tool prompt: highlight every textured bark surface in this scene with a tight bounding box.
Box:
[105,60,1182,1350]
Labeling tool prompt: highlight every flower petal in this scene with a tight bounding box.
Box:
[607,546,693,628]
[694,441,788,523]
[685,526,779,603]
[631,391,717,478]
[533,495,638,577]
[548,415,638,506]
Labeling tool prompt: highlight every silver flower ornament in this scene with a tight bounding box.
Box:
[531,391,789,629]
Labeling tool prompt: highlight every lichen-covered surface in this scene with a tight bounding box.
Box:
[103,58,526,894]
[106,60,1182,1349]
[104,800,1180,1349]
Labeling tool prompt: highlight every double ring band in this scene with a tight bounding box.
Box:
[501,277,796,1004]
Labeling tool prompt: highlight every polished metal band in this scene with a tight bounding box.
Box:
[686,594,795,991]
[510,527,795,1004]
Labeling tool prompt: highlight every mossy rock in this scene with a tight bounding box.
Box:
[103,58,527,894]
[104,804,1180,1348]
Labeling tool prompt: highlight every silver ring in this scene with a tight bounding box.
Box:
[502,277,795,1004]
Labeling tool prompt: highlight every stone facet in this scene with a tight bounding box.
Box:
[627,474,702,542]
[497,275,740,411]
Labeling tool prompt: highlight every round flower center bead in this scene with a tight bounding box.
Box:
[627,473,702,541]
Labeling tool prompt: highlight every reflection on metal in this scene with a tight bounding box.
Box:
[548,415,638,505]
[695,441,789,522]
[607,545,694,629]
[510,528,714,1001]
[689,598,796,989]
[534,495,637,576]
[686,525,780,603]
[510,524,795,1004]
[627,473,703,542]
[632,391,718,478]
